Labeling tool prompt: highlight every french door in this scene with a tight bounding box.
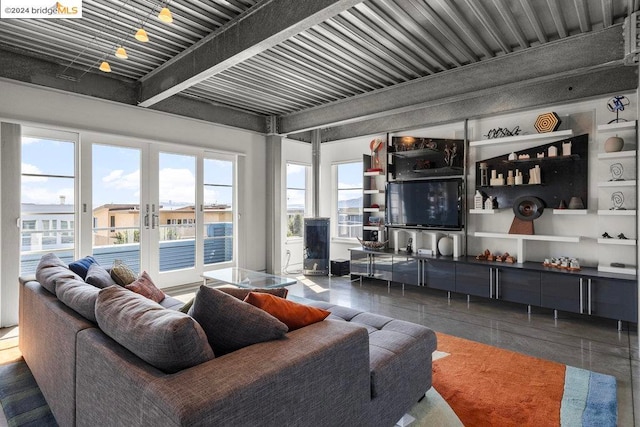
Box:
[83,138,236,287]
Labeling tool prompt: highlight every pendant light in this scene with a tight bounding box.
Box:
[158,7,173,23]
[115,46,128,59]
[135,28,149,42]
[99,61,112,72]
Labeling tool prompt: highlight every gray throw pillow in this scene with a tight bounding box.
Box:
[55,278,100,322]
[85,263,117,289]
[190,285,288,356]
[35,253,82,295]
[95,286,215,373]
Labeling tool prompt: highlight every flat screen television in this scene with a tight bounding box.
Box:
[386,179,463,230]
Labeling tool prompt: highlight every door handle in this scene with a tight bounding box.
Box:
[579,278,584,314]
[495,269,500,299]
[587,279,592,315]
[489,268,493,298]
[144,204,149,229]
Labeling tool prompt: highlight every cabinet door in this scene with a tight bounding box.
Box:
[423,259,455,291]
[392,256,419,286]
[371,253,393,281]
[589,278,637,322]
[350,251,370,276]
[540,272,582,313]
[455,264,491,298]
[496,269,541,306]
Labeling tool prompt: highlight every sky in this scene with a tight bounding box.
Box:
[21,139,233,209]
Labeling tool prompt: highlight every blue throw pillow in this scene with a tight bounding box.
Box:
[68,256,98,280]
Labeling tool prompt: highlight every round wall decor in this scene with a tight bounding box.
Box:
[534,112,561,133]
[512,196,544,221]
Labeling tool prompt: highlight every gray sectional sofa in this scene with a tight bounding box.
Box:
[19,255,437,426]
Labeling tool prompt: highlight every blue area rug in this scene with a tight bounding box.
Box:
[561,366,618,426]
[0,358,57,427]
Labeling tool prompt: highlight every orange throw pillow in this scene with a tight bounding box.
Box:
[244,292,330,331]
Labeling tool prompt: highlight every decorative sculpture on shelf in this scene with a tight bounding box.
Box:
[534,112,561,133]
[606,95,630,123]
[610,191,625,210]
[368,138,384,172]
[484,126,521,139]
[443,143,457,167]
[609,163,624,181]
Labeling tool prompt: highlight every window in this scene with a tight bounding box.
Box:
[203,157,234,265]
[336,162,363,238]
[286,163,309,238]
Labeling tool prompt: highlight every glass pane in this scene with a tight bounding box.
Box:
[159,153,196,272]
[287,189,305,237]
[203,158,233,265]
[337,162,363,239]
[21,138,75,275]
[92,144,141,273]
[286,163,306,189]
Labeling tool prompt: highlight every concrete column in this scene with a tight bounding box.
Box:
[265,134,283,274]
[1,122,21,327]
[311,129,321,217]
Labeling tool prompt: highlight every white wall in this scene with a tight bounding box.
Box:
[0,78,268,273]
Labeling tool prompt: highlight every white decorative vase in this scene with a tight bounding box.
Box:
[438,236,454,257]
[604,136,624,153]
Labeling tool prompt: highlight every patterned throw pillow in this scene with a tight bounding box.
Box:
[110,260,137,286]
[126,271,165,303]
[85,263,117,289]
[190,286,288,355]
[95,286,214,373]
[244,292,330,331]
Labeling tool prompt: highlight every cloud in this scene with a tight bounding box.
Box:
[21,185,73,205]
[21,163,48,182]
[287,164,307,174]
[159,168,196,206]
[102,169,140,190]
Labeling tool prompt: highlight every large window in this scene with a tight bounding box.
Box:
[21,135,76,274]
[203,157,234,265]
[286,163,309,238]
[336,161,363,238]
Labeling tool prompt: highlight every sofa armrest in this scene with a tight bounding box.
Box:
[76,319,372,427]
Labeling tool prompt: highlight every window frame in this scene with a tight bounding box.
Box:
[285,162,310,241]
[333,160,364,241]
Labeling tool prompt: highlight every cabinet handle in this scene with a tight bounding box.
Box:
[495,269,500,299]
[579,278,583,314]
[489,268,493,299]
[587,279,592,315]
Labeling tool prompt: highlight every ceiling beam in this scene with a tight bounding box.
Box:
[137,0,364,108]
[316,66,637,142]
[279,24,627,135]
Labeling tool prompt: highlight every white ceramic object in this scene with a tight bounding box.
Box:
[438,235,454,256]
[604,136,624,153]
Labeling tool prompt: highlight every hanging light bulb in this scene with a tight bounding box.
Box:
[135,28,149,42]
[115,46,128,59]
[99,61,112,72]
[157,7,173,23]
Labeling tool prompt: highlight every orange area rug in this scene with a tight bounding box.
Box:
[431,333,613,427]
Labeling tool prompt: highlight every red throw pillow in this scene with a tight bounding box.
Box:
[126,271,165,303]
[244,292,330,331]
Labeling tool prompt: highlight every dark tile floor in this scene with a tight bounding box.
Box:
[274,274,637,426]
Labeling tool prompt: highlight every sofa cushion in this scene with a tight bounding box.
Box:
[85,263,117,289]
[68,256,98,280]
[218,287,289,300]
[190,286,288,355]
[55,277,100,323]
[110,260,137,286]
[244,292,330,331]
[35,253,82,295]
[95,286,215,373]
[125,271,165,303]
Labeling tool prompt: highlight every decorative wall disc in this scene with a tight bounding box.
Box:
[512,196,544,221]
[534,112,561,133]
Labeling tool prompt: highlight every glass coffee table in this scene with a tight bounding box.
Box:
[201,267,297,289]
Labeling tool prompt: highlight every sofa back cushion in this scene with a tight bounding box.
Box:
[55,278,100,323]
[35,253,82,295]
[95,286,214,373]
[85,263,117,289]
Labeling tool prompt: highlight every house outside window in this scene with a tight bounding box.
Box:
[336,162,363,238]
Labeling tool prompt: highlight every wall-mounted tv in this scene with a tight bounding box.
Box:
[386,179,463,230]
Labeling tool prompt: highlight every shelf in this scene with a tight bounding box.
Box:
[597,150,636,160]
[596,121,637,133]
[597,238,637,246]
[597,265,637,276]
[597,210,636,216]
[469,130,574,147]
[552,209,588,215]
[597,180,636,187]
[363,225,382,231]
[363,207,384,212]
[390,147,439,158]
[364,171,384,176]
[503,154,579,163]
[469,209,499,214]
[474,232,581,243]
[478,183,543,188]
[363,189,384,194]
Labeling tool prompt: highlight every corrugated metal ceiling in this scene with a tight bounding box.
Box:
[0,0,637,117]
